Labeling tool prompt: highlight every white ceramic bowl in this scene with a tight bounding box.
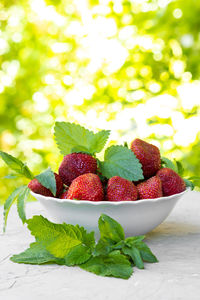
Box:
[31,189,189,237]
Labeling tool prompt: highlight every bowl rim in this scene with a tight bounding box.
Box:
[30,188,189,206]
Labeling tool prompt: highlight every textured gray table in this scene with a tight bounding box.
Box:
[0,191,200,300]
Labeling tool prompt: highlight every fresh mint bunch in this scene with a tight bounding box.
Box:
[11,214,158,280]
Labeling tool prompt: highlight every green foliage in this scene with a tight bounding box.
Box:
[0,152,33,180]
[26,216,95,258]
[11,242,65,265]
[1,0,200,203]
[17,186,30,224]
[80,250,133,279]
[11,213,158,279]
[54,122,110,155]
[99,145,144,181]
[35,168,56,196]
[3,186,26,232]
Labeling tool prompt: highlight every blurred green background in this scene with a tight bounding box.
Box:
[0,0,200,204]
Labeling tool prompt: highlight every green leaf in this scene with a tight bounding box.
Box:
[10,242,65,265]
[161,157,177,172]
[0,151,33,179]
[54,122,110,155]
[184,178,194,190]
[89,130,110,153]
[134,242,158,263]
[17,186,30,224]
[174,160,184,176]
[122,246,144,269]
[35,168,56,196]
[54,121,94,155]
[26,216,95,258]
[3,186,25,232]
[123,141,128,148]
[64,244,92,266]
[123,236,158,265]
[93,239,124,257]
[98,214,125,243]
[186,176,200,188]
[99,145,144,181]
[124,236,145,247]
[80,250,133,279]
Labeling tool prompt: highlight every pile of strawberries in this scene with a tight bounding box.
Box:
[28,139,186,201]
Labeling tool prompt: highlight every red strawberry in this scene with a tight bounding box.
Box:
[156,168,186,196]
[137,176,163,200]
[59,153,97,186]
[106,176,138,202]
[28,173,63,197]
[60,190,69,199]
[66,173,104,201]
[130,138,161,178]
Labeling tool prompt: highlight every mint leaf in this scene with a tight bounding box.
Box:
[54,122,110,155]
[174,160,184,176]
[98,214,125,243]
[35,168,56,196]
[99,145,144,181]
[161,157,177,172]
[17,186,30,224]
[122,236,158,266]
[124,236,145,247]
[26,216,95,258]
[93,239,124,257]
[184,176,200,190]
[184,178,194,190]
[134,241,158,263]
[0,151,33,179]
[3,186,25,232]
[54,121,94,155]
[64,244,92,266]
[10,242,65,265]
[89,130,110,153]
[122,246,144,269]
[80,250,133,279]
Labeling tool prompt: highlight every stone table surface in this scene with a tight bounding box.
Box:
[0,191,200,300]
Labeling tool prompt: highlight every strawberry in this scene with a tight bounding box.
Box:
[137,176,163,200]
[66,173,104,201]
[28,173,63,197]
[130,138,161,178]
[156,168,186,196]
[106,176,138,202]
[60,190,69,199]
[59,153,97,186]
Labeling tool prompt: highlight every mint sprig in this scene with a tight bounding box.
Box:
[11,214,158,279]
[0,151,33,179]
[99,145,144,181]
[17,186,30,224]
[54,121,110,156]
[3,186,25,232]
